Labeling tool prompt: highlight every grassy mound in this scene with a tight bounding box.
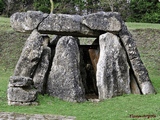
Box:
[0,17,160,119]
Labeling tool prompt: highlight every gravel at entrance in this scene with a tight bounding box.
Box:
[0,112,76,120]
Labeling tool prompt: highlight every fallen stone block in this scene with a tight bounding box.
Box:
[7,87,37,104]
[9,76,33,87]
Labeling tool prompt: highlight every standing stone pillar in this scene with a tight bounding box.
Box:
[97,32,131,100]
[47,36,86,102]
[7,30,47,105]
[33,35,51,94]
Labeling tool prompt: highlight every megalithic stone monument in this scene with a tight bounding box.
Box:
[7,11,156,105]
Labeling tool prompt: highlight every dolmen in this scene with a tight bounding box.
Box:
[7,11,156,105]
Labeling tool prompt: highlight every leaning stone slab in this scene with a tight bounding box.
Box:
[119,22,156,94]
[7,87,37,103]
[47,36,86,102]
[97,32,131,100]
[130,73,141,94]
[9,76,33,87]
[82,12,122,32]
[10,11,48,33]
[33,47,51,94]
[38,13,100,37]
[13,30,44,77]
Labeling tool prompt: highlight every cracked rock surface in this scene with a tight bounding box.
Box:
[0,112,76,120]
[10,11,122,37]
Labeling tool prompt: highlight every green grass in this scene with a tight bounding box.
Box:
[0,16,160,119]
[126,22,160,30]
[0,17,13,32]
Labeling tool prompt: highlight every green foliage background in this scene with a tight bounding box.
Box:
[128,0,160,23]
[1,0,160,23]
[0,0,4,13]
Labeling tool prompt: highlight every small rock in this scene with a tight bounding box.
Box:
[9,76,33,87]
[7,87,37,103]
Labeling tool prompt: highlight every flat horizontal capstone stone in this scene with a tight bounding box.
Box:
[82,12,122,32]
[10,11,48,32]
[10,11,122,37]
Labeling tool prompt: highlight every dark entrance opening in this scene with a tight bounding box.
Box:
[79,44,99,100]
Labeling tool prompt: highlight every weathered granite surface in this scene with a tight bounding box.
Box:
[47,36,86,102]
[7,87,37,104]
[13,30,44,77]
[10,11,122,37]
[119,21,156,94]
[10,11,48,33]
[97,32,131,100]
[0,112,76,120]
[9,76,33,87]
[82,12,122,32]
[33,47,51,94]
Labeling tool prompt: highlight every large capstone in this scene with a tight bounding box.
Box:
[10,11,123,37]
[38,14,100,37]
[97,32,131,100]
[10,11,48,33]
[82,12,122,32]
[47,36,86,102]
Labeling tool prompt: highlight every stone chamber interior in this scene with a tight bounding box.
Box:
[79,38,99,100]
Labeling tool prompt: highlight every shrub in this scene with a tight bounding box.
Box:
[33,0,50,13]
[0,0,4,14]
[127,0,160,23]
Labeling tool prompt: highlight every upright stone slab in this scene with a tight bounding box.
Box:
[119,21,156,94]
[33,47,51,94]
[47,36,86,102]
[13,30,44,77]
[97,32,131,100]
